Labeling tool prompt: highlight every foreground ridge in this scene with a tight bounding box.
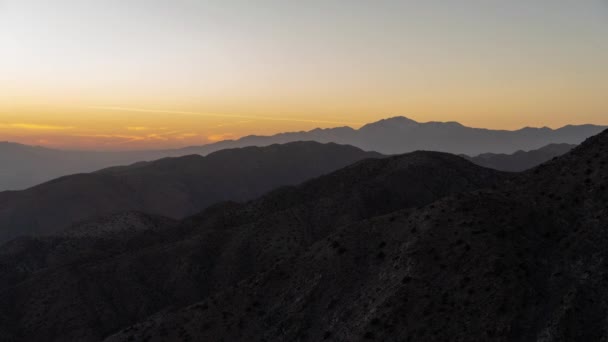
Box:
[0,151,507,341]
[106,130,608,341]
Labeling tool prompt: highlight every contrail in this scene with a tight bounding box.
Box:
[87,106,364,126]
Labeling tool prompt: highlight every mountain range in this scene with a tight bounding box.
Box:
[0,138,578,245]
[0,127,606,341]
[1,116,604,190]
[0,142,380,244]
[101,127,608,342]
[0,148,508,341]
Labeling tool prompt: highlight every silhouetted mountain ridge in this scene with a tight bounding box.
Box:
[204,116,603,156]
[2,129,607,341]
[101,129,608,341]
[1,117,604,190]
[0,141,381,243]
[0,149,508,341]
[464,143,576,172]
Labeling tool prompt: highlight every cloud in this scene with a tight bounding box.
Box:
[216,120,255,128]
[73,130,192,145]
[74,133,145,141]
[177,133,198,139]
[126,126,150,131]
[0,123,74,130]
[88,106,364,126]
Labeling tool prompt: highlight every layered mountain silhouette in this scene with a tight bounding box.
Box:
[0,142,380,243]
[0,150,507,341]
[1,117,604,190]
[465,143,576,172]
[1,128,607,342]
[203,117,603,156]
[100,128,608,342]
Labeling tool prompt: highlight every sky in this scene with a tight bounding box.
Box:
[1,0,607,150]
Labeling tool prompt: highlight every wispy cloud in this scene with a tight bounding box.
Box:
[74,133,144,140]
[126,126,150,131]
[177,133,198,139]
[73,129,192,145]
[88,106,364,126]
[0,123,74,131]
[216,120,255,128]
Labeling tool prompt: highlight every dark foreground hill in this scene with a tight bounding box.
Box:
[0,142,380,243]
[465,143,576,172]
[0,151,507,342]
[102,129,608,342]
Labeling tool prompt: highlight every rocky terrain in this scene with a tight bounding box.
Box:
[0,129,606,342]
[0,151,507,342]
[0,212,177,290]
[0,142,380,243]
[103,129,608,342]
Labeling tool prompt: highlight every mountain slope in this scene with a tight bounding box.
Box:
[106,130,608,342]
[465,143,576,172]
[0,142,381,243]
[0,212,177,288]
[0,142,176,191]
[0,151,508,342]
[1,117,604,190]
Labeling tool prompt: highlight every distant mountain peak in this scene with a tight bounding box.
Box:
[359,116,419,130]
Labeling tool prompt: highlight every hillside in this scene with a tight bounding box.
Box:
[0,151,507,342]
[104,130,608,342]
[0,212,177,289]
[0,142,380,243]
[465,143,576,172]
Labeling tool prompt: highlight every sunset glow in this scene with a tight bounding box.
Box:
[2,0,607,150]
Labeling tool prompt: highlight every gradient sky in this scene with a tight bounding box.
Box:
[1,0,607,150]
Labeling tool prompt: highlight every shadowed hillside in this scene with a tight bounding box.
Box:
[103,130,608,342]
[0,142,380,243]
[1,130,607,342]
[0,151,507,342]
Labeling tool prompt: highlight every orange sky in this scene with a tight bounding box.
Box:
[1,1,607,150]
